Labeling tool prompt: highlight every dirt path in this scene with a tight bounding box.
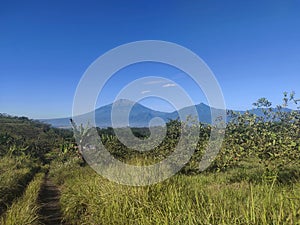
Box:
[38,174,64,225]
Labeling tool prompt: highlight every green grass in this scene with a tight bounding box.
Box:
[0,173,44,225]
[0,111,299,224]
[0,156,40,215]
[0,169,36,215]
[51,161,300,225]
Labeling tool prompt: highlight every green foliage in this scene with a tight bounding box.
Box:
[252,97,272,108]
[0,173,44,225]
[51,162,300,225]
[0,157,38,215]
[0,92,299,224]
[212,92,300,176]
[63,93,300,184]
[84,91,300,178]
[0,114,70,219]
[0,114,72,162]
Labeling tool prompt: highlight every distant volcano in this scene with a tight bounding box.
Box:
[40,99,293,128]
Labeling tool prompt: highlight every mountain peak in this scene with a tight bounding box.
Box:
[41,100,295,128]
[112,99,136,106]
[198,102,209,107]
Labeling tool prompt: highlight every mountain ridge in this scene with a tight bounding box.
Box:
[39,99,293,128]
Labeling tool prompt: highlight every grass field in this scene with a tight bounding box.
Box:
[0,155,299,224]
[0,157,39,216]
[0,107,299,224]
[48,158,300,225]
[0,173,44,225]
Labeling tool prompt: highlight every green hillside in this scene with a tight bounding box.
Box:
[0,95,300,224]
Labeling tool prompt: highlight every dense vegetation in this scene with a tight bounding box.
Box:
[0,114,73,162]
[1,173,44,225]
[0,93,299,224]
[49,162,300,224]
[0,115,72,223]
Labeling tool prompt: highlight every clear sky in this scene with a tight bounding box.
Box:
[1,0,300,119]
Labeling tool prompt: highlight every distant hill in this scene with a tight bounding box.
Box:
[0,113,71,158]
[39,99,294,128]
[40,99,175,128]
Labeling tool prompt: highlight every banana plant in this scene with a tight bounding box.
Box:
[70,119,95,164]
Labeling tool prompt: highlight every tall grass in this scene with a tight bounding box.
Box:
[0,156,40,215]
[0,167,35,215]
[0,173,44,225]
[52,161,300,225]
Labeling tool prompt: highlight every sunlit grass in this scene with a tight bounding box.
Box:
[51,161,300,225]
[0,156,39,215]
[0,173,44,225]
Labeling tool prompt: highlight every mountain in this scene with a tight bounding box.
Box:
[94,99,172,127]
[39,99,294,128]
[173,103,225,124]
[40,99,176,128]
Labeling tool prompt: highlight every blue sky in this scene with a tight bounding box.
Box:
[1,0,300,119]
